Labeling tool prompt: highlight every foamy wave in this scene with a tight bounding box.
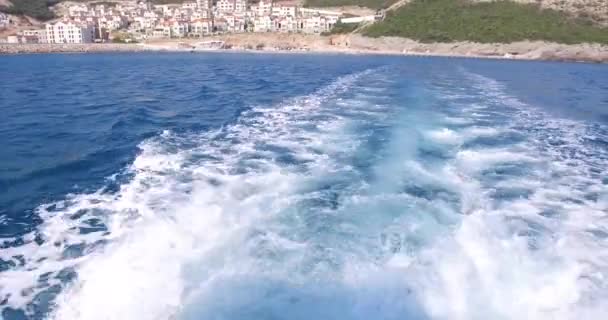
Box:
[402,69,608,319]
[0,69,391,319]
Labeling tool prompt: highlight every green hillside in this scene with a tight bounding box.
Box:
[304,0,397,10]
[0,0,60,20]
[363,0,608,44]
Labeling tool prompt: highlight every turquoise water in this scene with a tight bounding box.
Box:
[0,53,607,319]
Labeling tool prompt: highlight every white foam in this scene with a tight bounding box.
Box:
[401,69,608,320]
[455,149,535,172]
[426,128,463,145]
[0,69,392,319]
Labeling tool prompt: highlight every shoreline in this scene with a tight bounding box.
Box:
[1,34,607,63]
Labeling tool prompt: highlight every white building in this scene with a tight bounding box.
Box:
[182,2,198,10]
[68,4,89,16]
[45,20,95,44]
[97,15,128,31]
[274,15,297,32]
[22,29,47,43]
[217,0,235,12]
[253,0,272,16]
[190,19,213,36]
[272,5,296,17]
[0,12,10,29]
[301,15,336,34]
[152,24,172,38]
[253,15,272,32]
[234,0,247,13]
[197,0,211,10]
[6,35,19,44]
[170,20,189,37]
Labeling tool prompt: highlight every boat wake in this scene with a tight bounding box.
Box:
[1,66,607,320]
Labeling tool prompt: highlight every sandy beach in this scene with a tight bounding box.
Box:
[1,33,607,63]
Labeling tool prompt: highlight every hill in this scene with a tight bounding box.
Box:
[304,0,397,10]
[363,0,608,44]
[0,0,60,20]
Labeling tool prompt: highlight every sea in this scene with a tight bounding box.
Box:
[0,52,607,320]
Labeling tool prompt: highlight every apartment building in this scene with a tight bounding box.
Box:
[197,0,211,10]
[46,20,95,44]
[217,0,235,12]
[190,19,213,36]
[22,29,47,43]
[253,0,272,16]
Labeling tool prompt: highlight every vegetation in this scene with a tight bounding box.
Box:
[363,0,608,44]
[304,0,397,10]
[324,21,360,35]
[0,0,60,21]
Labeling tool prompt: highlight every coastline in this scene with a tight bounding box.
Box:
[1,34,607,63]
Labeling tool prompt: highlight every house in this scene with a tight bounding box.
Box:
[274,15,297,32]
[190,19,212,36]
[97,15,128,31]
[170,20,189,37]
[152,23,172,38]
[191,9,210,19]
[214,18,229,32]
[301,15,335,34]
[253,15,272,32]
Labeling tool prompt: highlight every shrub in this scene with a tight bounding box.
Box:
[363,0,608,44]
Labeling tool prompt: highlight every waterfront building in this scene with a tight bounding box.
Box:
[22,29,47,43]
[170,20,189,37]
[190,19,213,36]
[19,35,39,44]
[274,15,297,32]
[45,20,95,44]
[253,15,272,32]
[7,35,19,44]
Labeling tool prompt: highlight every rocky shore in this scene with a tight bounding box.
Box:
[0,43,146,54]
[1,34,607,63]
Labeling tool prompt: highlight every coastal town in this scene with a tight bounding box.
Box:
[0,0,380,45]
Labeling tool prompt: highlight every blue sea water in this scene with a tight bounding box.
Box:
[0,53,607,320]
